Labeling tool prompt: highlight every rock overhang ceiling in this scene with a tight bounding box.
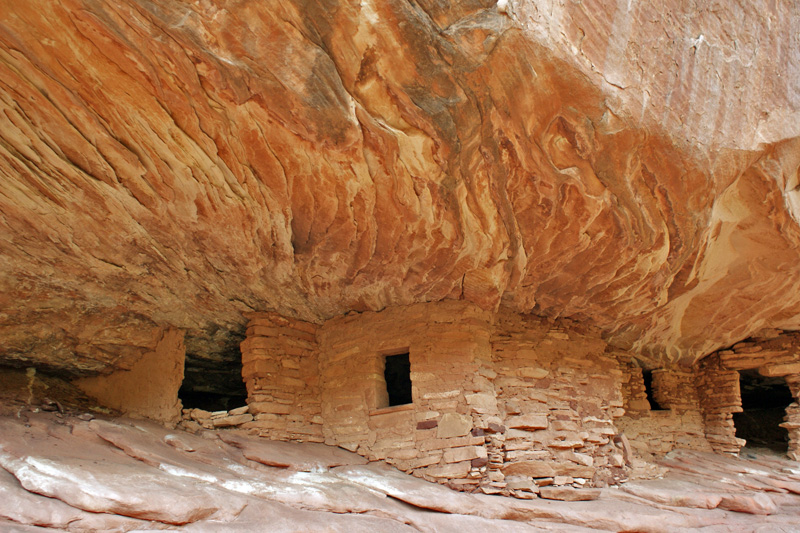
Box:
[1,0,799,374]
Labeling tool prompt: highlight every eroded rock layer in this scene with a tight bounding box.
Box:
[1,0,799,371]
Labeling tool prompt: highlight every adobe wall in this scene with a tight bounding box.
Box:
[74,328,185,424]
[616,361,712,460]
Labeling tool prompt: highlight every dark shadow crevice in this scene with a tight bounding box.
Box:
[734,369,792,454]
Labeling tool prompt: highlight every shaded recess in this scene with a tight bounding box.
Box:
[0,366,96,415]
[734,369,792,453]
[179,332,247,412]
[642,370,667,410]
[384,352,412,407]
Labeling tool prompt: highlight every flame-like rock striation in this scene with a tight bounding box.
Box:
[1,0,799,372]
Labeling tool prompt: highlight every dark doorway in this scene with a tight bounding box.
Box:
[734,369,792,454]
[642,370,667,410]
[179,335,248,412]
[384,352,412,406]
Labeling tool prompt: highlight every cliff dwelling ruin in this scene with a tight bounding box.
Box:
[2,0,800,529]
[64,302,800,497]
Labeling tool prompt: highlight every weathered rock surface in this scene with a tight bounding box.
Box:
[0,1,799,371]
[2,412,800,532]
[217,430,369,470]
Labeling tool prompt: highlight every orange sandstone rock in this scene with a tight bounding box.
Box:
[0,0,798,374]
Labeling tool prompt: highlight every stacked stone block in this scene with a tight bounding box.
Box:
[697,332,800,459]
[616,362,712,459]
[697,354,744,454]
[617,361,650,415]
[239,312,323,442]
[717,333,800,459]
[235,303,800,497]
[782,374,800,461]
[179,405,253,431]
[651,368,700,412]
[317,301,493,490]
[491,312,627,491]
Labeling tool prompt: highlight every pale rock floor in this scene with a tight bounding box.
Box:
[1,409,800,532]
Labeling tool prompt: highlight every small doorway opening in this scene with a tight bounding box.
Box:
[179,335,248,412]
[642,370,667,410]
[384,352,412,407]
[734,369,792,454]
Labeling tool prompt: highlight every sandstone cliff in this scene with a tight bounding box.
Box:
[1,0,799,373]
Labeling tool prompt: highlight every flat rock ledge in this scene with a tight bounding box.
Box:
[1,412,800,532]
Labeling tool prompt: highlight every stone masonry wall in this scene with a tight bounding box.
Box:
[317,301,492,490]
[719,334,800,461]
[616,361,711,460]
[618,360,651,416]
[240,304,800,493]
[697,354,744,454]
[239,312,323,442]
[783,374,800,461]
[699,332,800,458]
[491,312,628,491]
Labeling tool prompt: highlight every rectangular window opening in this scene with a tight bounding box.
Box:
[384,352,412,407]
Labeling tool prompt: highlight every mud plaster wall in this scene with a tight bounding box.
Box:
[239,312,322,442]
[492,312,628,488]
[74,328,185,424]
[616,362,712,460]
